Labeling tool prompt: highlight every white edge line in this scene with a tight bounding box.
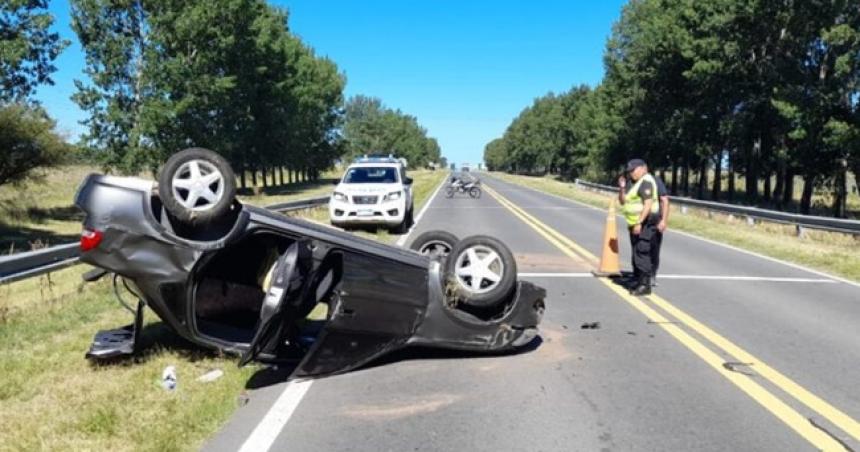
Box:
[238,379,313,452]
[486,173,860,289]
[395,172,448,247]
[238,173,447,452]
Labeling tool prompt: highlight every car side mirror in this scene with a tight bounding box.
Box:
[404,177,413,185]
[332,179,340,185]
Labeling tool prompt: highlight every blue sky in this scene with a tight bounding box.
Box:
[36,0,625,165]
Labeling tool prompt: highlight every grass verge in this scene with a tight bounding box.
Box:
[489,172,860,283]
[0,168,446,451]
[0,166,95,253]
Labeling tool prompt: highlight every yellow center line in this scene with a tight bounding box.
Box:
[483,184,852,450]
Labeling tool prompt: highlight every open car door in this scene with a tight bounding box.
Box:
[238,240,312,367]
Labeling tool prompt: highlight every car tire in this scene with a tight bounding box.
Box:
[410,230,458,259]
[391,207,412,234]
[469,187,482,198]
[445,235,517,308]
[158,148,236,226]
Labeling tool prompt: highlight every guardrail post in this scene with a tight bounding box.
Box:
[795,224,806,238]
[746,216,756,227]
[681,206,688,215]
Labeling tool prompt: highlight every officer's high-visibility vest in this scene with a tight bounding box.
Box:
[622,173,660,226]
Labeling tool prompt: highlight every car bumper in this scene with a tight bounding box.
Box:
[329,198,406,225]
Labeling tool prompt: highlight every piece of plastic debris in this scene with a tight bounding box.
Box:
[580,322,601,330]
[161,365,177,391]
[197,369,224,383]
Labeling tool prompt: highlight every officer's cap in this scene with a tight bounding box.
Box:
[626,159,646,172]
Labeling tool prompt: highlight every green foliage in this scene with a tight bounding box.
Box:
[487,0,860,216]
[0,0,68,102]
[0,103,68,186]
[342,95,441,167]
[484,85,593,176]
[71,0,345,176]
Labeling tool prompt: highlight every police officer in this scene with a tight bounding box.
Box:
[617,159,660,295]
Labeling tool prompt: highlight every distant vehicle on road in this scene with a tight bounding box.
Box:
[329,156,414,233]
[447,174,482,198]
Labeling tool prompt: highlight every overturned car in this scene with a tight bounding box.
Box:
[75,148,545,378]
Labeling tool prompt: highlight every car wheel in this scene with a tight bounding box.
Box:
[158,148,236,226]
[410,230,458,259]
[391,207,412,234]
[469,187,482,198]
[445,235,516,308]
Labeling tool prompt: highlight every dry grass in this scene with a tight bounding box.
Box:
[0,264,256,452]
[0,167,447,451]
[657,171,860,219]
[0,166,97,253]
[490,172,860,283]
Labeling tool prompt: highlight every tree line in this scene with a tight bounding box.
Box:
[1,0,442,189]
[485,0,860,217]
[0,0,69,186]
[342,95,442,168]
[70,0,344,187]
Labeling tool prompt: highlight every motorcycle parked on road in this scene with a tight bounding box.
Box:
[446,176,482,198]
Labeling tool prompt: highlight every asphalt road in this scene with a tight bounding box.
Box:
[206,173,860,451]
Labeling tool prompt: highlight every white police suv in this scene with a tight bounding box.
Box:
[329,156,414,232]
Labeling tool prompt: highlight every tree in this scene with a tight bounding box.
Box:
[1,0,68,102]
[71,0,149,172]
[342,95,440,167]
[72,0,346,179]
[488,0,859,219]
[0,103,67,186]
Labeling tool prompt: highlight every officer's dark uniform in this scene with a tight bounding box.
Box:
[622,170,660,294]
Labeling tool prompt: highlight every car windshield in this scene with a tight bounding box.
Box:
[343,167,399,184]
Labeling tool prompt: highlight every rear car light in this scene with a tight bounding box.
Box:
[81,228,103,252]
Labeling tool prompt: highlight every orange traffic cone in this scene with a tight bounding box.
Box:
[592,199,621,277]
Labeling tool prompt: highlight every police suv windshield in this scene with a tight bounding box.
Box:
[343,167,399,184]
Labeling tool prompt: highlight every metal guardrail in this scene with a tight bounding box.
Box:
[574,179,860,235]
[0,243,81,285]
[0,196,331,285]
[265,195,330,213]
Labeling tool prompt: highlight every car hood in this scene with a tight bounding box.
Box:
[334,184,400,195]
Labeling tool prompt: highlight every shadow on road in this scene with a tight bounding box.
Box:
[243,335,544,390]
